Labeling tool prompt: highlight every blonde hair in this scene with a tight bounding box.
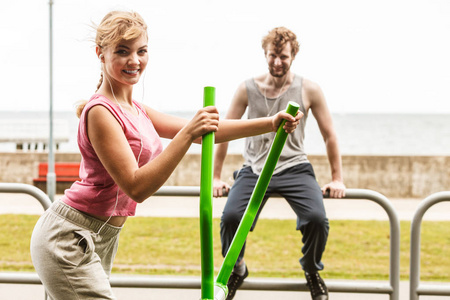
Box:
[76,11,148,118]
[261,27,300,58]
[96,11,148,51]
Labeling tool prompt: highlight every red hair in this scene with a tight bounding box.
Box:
[261,27,300,57]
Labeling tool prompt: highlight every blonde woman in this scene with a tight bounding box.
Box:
[30,11,301,300]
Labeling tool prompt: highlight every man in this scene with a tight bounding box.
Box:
[213,27,346,300]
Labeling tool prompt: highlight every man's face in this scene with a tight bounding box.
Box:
[265,42,294,77]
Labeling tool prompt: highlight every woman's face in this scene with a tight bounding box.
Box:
[101,34,148,88]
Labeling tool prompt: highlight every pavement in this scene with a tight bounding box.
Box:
[1,192,449,300]
[2,192,450,221]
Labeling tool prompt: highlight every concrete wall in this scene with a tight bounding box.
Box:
[0,152,82,186]
[0,152,448,198]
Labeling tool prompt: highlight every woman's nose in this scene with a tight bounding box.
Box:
[129,53,140,65]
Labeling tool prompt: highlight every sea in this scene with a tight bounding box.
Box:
[1,110,450,156]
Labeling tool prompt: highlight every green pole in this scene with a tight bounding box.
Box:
[214,101,300,298]
[200,86,215,300]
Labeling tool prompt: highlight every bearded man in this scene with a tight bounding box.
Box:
[213,27,346,300]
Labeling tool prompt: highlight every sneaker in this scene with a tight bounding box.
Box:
[226,266,249,300]
[305,272,329,300]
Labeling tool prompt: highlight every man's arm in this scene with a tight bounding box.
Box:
[306,79,346,198]
[213,82,249,197]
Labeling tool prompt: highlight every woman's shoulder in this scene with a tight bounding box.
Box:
[87,93,110,106]
[83,94,121,114]
[81,94,123,122]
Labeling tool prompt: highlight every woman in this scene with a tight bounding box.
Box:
[30,11,301,300]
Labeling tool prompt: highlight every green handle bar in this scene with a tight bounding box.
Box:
[214,101,300,299]
[200,86,215,300]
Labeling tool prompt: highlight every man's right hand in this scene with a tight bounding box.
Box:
[213,178,231,197]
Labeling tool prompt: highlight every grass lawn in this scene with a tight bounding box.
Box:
[0,215,449,281]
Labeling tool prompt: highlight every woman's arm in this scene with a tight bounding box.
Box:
[87,105,219,203]
[89,102,299,203]
[215,114,298,143]
[144,104,300,144]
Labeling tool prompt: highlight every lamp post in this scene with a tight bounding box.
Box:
[47,0,56,202]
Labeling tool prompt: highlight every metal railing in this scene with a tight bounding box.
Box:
[0,183,52,211]
[0,183,53,299]
[409,191,450,300]
[154,187,402,299]
[0,184,400,299]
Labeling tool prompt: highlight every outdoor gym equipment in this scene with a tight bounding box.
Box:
[213,101,299,299]
[200,86,216,300]
[199,92,299,300]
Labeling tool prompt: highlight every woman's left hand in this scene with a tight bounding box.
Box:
[272,110,303,133]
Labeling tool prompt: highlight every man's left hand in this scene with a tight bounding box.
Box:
[321,181,346,198]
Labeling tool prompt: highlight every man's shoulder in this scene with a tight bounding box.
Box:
[301,77,322,95]
[250,73,272,86]
[237,76,259,92]
[235,77,254,89]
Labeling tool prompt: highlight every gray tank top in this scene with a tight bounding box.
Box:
[243,75,309,175]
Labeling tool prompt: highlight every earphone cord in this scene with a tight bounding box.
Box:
[91,74,144,236]
[93,189,120,236]
[77,61,144,246]
[106,75,144,162]
[259,75,289,155]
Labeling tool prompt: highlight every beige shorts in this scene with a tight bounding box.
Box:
[31,200,122,300]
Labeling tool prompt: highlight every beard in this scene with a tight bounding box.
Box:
[268,65,290,78]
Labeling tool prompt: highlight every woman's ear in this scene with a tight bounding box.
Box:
[96,46,104,63]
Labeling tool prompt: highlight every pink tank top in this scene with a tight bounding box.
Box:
[62,94,163,216]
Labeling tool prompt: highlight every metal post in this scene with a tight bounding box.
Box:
[343,189,400,300]
[46,0,56,202]
[410,191,450,300]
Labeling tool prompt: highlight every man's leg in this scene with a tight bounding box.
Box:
[270,163,329,300]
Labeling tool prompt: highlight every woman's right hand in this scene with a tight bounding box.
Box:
[183,106,220,142]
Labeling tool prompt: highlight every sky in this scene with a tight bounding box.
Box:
[1,0,450,114]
